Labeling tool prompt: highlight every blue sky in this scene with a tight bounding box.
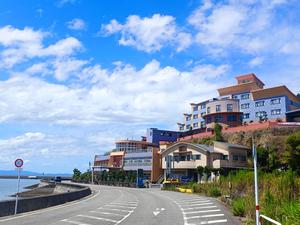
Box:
[0,0,299,173]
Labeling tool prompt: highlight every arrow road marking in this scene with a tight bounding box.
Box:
[153,208,165,216]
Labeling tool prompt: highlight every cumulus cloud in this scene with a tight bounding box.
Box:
[0,26,82,68]
[101,14,192,52]
[67,18,86,30]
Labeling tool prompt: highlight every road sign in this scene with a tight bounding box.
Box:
[14,158,23,215]
[14,159,23,168]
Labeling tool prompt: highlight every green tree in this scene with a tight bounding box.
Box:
[80,171,92,183]
[297,93,300,98]
[196,166,204,183]
[285,131,300,174]
[204,166,212,182]
[73,168,81,181]
[214,123,223,141]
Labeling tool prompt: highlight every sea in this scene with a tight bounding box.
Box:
[0,178,39,201]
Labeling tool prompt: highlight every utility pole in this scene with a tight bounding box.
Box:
[253,136,260,225]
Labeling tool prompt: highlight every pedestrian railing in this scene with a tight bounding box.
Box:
[260,214,281,225]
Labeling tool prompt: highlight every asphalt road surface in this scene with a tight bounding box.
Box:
[0,184,241,225]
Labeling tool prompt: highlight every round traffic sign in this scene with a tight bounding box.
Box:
[14,159,23,168]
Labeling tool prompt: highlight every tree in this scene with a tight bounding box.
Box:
[204,166,212,182]
[196,166,204,183]
[285,131,300,174]
[73,168,81,181]
[214,123,223,141]
[297,93,300,99]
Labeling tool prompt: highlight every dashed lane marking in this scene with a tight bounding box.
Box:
[183,206,217,211]
[186,213,225,219]
[106,204,136,209]
[89,210,126,217]
[76,214,117,223]
[98,207,133,213]
[61,219,91,225]
[183,209,221,215]
[189,219,228,224]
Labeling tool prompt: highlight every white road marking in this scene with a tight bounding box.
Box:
[183,206,217,211]
[106,204,136,209]
[183,202,212,207]
[181,200,211,205]
[183,209,221,215]
[77,214,117,223]
[192,219,228,224]
[0,190,101,223]
[98,207,132,213]
[186,214,225,219]
[177,199,207,203]
[89,210,125,217]
[153,208,166,216]
[61,219,91,225]
[111,202,138,206]
[183,203,214,209]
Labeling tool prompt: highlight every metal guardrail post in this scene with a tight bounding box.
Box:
[260,215,282,225]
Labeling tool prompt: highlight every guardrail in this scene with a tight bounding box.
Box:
[260,214,282,225]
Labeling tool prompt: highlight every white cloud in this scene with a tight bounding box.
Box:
[249,56,264,67]
[101,14,192,52]
[53,58,88,81]
[0,26,82,68]
[67,18,86,30]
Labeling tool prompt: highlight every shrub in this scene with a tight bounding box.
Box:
[208,187,221,197]
[232,198,246,217]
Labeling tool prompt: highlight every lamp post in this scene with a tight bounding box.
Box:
[252,136,260,225]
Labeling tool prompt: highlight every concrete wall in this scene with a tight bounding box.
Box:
[0,183,91,217]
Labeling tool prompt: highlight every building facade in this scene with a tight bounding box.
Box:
[146,128,180,145]
[160,141,249,181]
[178,73,300,131]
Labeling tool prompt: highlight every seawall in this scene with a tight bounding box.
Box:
[0,182,91,217]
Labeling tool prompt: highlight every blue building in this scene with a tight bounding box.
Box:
[146,128,180,145]
[178,73,300,131]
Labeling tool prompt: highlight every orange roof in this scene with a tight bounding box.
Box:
[251,85,300,103]
[218,81,262,96]
[236,73,265,86]
[115,140,155,146]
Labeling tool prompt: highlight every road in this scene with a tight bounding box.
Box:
[0,184,241,225]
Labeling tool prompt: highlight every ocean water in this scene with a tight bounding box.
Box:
[0,179,39,201]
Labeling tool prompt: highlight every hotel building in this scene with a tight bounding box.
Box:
[178,73,300,132]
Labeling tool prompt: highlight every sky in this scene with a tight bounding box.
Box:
[0,0,300,173]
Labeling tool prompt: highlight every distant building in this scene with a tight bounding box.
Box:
[178,73,300,131]
[146,128,180,145]
[160,141,249,182]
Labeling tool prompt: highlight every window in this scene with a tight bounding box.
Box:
[193,122,198,128]
[179,126,184,131]
[241,156,246,161]
[227,115,237,122]
[207,107,211,114]
[180,155,186,161]
[193,114,198,119]
[256,111,266,117]
[233,95,238,99]
[186,125,191,129]
[201,112,206,117]
[271,98,281,105]
[216,105,221,112]
[186,155,191,161]
[201,121,206,128]
[227,104,233,112]
[186,116,191,121]
[195,155,201,160]
[215,115,223,122]
[233,155,239,161]
[241,103,250,109]
[207,116,211,123]
[271,109,281,115]
[244,113,250,119]
[222,155,228,160]
[255,101,265,107]
[201,104,206,109]
[193,106,198,111]
[241,94,250,100]
[173,155,179,162]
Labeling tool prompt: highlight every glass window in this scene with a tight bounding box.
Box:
[256,111,266,117]
[227,104,233,112]
[227,115,237,122]
[193,114,198,119]
[186,155,191,161]
[207,107,211,114]
[215,115,223,122]
[241,156,246,161]
[180,155,186,161]
[207,116,212,123]
[271,109,281,115]
[216,105,221,112]
[201,112,206,117]
[255,101,265,107]
[179,126,184,131]
[193,122,198,128]
[186,116,191,121]
[233,95,238,99]
[186,124,191,129]
[271,98,281,105]
[193,106,198,111]
[222,155,228,160]
[233,155,239,161]
[195,155,201,160]
[241,94,250,100]
[243,113,250,119]
[241,103,250,109]
[201,121,206,128]
[201,104,206,109]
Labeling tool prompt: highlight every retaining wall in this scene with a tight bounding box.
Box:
[0,183,91,217]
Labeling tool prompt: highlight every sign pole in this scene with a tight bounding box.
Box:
[252,137,260,225]
[14,168,21,215]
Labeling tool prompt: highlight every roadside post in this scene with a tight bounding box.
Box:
[252,137,260,225]
[14,158,24,215]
